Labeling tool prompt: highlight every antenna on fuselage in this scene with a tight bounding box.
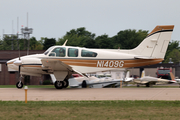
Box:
[62,39,68,46]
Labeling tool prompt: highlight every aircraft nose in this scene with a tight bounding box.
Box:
[6,58,20,66]
[6,60,12,66]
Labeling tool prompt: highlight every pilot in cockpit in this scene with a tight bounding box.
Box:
[59,48,65,57]
[74,49,78,57]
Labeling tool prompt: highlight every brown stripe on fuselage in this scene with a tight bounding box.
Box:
[122,59,163,68]
[7,62,14,65]
[58,58,163,68]
[18,58,163,69]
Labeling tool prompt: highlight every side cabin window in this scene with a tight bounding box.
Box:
[49,47,66,57]
[68,48,78,57]
[81,50,97,57]
[44,46,54,55]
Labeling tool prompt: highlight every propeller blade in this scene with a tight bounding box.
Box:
[18,65,21,80]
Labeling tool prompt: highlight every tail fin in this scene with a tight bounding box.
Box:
[169,72,175,80]
[141,71,145,78]
[125,71,130,78]
[132,25,174,59]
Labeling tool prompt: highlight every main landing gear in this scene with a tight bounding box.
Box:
[63,79,69,88]
[54,80,69,89]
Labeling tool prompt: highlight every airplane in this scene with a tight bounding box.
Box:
[134,70,176,87]
[6,25,174,89]
[65,71,133,88]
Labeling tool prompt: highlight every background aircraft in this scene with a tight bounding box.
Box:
[67,71,133,88]
[6,25,174,89]
[134,71,176,87]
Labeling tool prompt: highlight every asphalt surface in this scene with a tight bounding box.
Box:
[0,88,180,101]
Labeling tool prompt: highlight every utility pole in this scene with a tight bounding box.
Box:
[3,13,33,54]
[3,17,23,50]
[21,13,33,55]
[21,27,33,55]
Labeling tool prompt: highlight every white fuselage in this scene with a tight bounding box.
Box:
[7,46,163,77]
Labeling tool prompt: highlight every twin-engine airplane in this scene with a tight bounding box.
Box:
[7,25,174,89]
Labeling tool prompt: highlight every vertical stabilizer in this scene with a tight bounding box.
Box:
[169,72,175,80]
[126,71,130,78]
[132,25,174,59]
[141,71,145,78]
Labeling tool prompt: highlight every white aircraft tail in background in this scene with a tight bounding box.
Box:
[141,70,145,78]
[169,72,179,84]
[124,71,134,82]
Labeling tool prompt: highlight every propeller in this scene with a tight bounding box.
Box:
[15,26,23,88]
[13,59,22,79]
[13,58,23,88]
[17,26,21,79]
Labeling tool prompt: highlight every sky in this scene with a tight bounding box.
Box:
[0,0,180,41]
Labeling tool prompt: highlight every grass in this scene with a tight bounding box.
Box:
[0,100,180,120]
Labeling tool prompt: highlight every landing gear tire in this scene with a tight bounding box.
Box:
[54,81,64,89]
[82,80,87,88]
[137,84,140,87]
[16,81,23,89]
[146,83,150,87]
[63,80,69,88]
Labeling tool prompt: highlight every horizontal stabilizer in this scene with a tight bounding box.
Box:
[134,56,156,59]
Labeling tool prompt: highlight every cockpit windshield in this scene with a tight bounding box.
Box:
[44,46,54,55]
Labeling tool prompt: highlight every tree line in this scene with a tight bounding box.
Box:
[0,27,179,63]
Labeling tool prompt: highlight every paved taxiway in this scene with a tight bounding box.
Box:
[1,88,180,101]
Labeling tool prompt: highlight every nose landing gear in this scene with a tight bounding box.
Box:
[16,76,24,89]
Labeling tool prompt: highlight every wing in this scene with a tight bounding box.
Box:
[134,77,159,84]
[41,58,73,71]
[41,58,88,76]
[41,58,88,81]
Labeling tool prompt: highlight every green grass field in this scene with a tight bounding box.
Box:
[0,100,180,120]
[0,85,180,119]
